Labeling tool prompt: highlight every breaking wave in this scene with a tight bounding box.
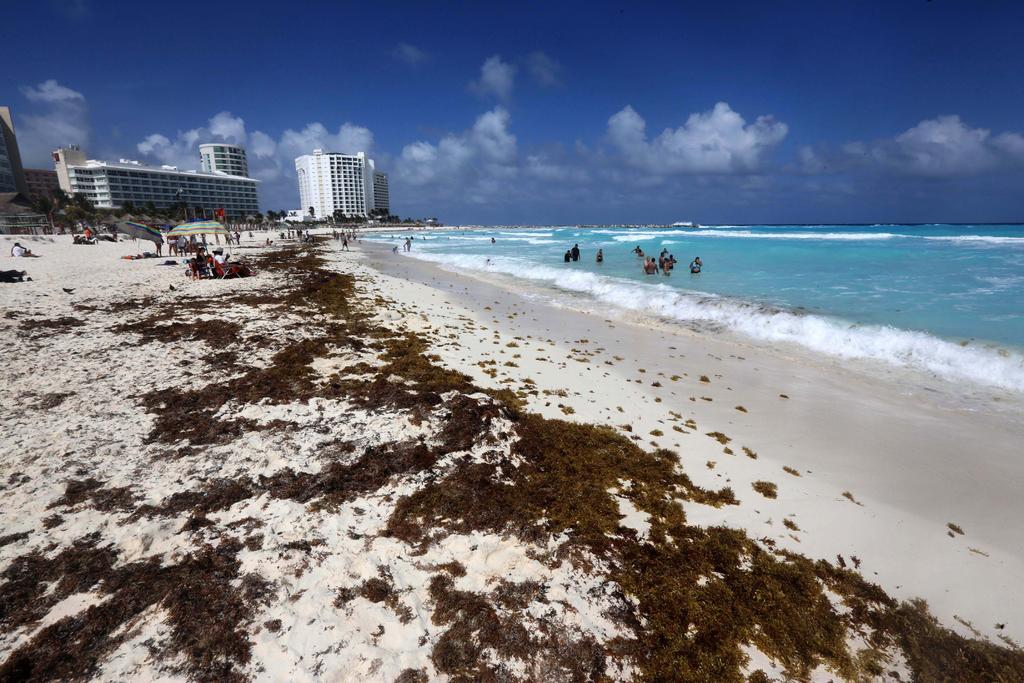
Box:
[608,230,899,241]
[404,251,1024,393]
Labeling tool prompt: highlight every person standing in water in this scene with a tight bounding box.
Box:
[564,249,572,263]
[596,249,604,263]
[689,256,703,273]
[571,243,581,261]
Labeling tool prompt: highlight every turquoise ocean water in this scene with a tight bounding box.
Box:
[369,224,1024,392]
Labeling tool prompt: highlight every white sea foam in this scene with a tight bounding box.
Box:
[441,235,557,245]
[605,230,899,241]
[406,251,1024,393]
[580,229,1024,244]
[923,235,1024,245]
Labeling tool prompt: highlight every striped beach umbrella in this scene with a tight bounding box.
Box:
[167,220,229,237]
[116,221,164,245]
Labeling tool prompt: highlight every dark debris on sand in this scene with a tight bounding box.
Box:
[3,240,1023,682]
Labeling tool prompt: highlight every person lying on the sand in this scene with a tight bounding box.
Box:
[10,243,39,257]
[0,269,30,283]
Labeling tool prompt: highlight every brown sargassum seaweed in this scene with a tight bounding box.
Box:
[2,242,1022,682]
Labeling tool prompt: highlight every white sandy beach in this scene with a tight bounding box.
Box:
[1,232,1022,681]
[362,239,1024,639]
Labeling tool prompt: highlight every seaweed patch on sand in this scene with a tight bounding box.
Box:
[1,240,1022,681]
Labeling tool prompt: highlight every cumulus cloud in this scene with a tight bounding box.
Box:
[395,107,517,200]
[607,102,788,174]
[135,113,376,210]
[15,79,90,165]
[526,51,562,87]
[393,42,428,66]
[862,115,1024,176]
[470,55,516,100]
[21,79,85,104]
[134,113,246,169]
[277,122,374,161]
[798,116,1024,179]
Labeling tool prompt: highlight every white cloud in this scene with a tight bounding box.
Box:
[470,107,516,163]
[21,79,85,104]
[808,116,1024,178]
[526,51,562,87]
[470,55,516,100]
[395,107,517,197]
[277,122,374,161]
[248,130,277,159]
[393,42,428,66]
[607,102,788,174]
[15,79,90,165]
[874,116,994,175]
[134,114,232,169]
[797,145,826,173]
[862,115,1024,176]
[135,113,375,210]
[994,131,1024,159]
[207,111,247,143]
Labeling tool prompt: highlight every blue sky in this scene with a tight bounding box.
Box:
[3,0,1023,223]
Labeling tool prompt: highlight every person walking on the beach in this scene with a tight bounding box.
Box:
[342,237,349,251]
[571,244,580,261]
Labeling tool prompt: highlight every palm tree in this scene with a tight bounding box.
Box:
[31,196,55,230]
[52,188,70,208]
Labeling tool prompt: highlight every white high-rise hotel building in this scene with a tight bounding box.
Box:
[295,149,389,219]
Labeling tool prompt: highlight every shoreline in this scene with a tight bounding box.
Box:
[1,233,1022,680]
[362,229,1024,398]
[357,238,1024,642]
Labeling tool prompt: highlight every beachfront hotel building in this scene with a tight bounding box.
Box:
[0,106,27,195]
[373,170,390,214]
[53,145,259,218]
[295,149,389,218]
[24,168,59,201]
[200,143,249,177]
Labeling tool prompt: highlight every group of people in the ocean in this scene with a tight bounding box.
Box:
[561,242,703,274]
[638,248,678,275]
[634,245,702,275]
